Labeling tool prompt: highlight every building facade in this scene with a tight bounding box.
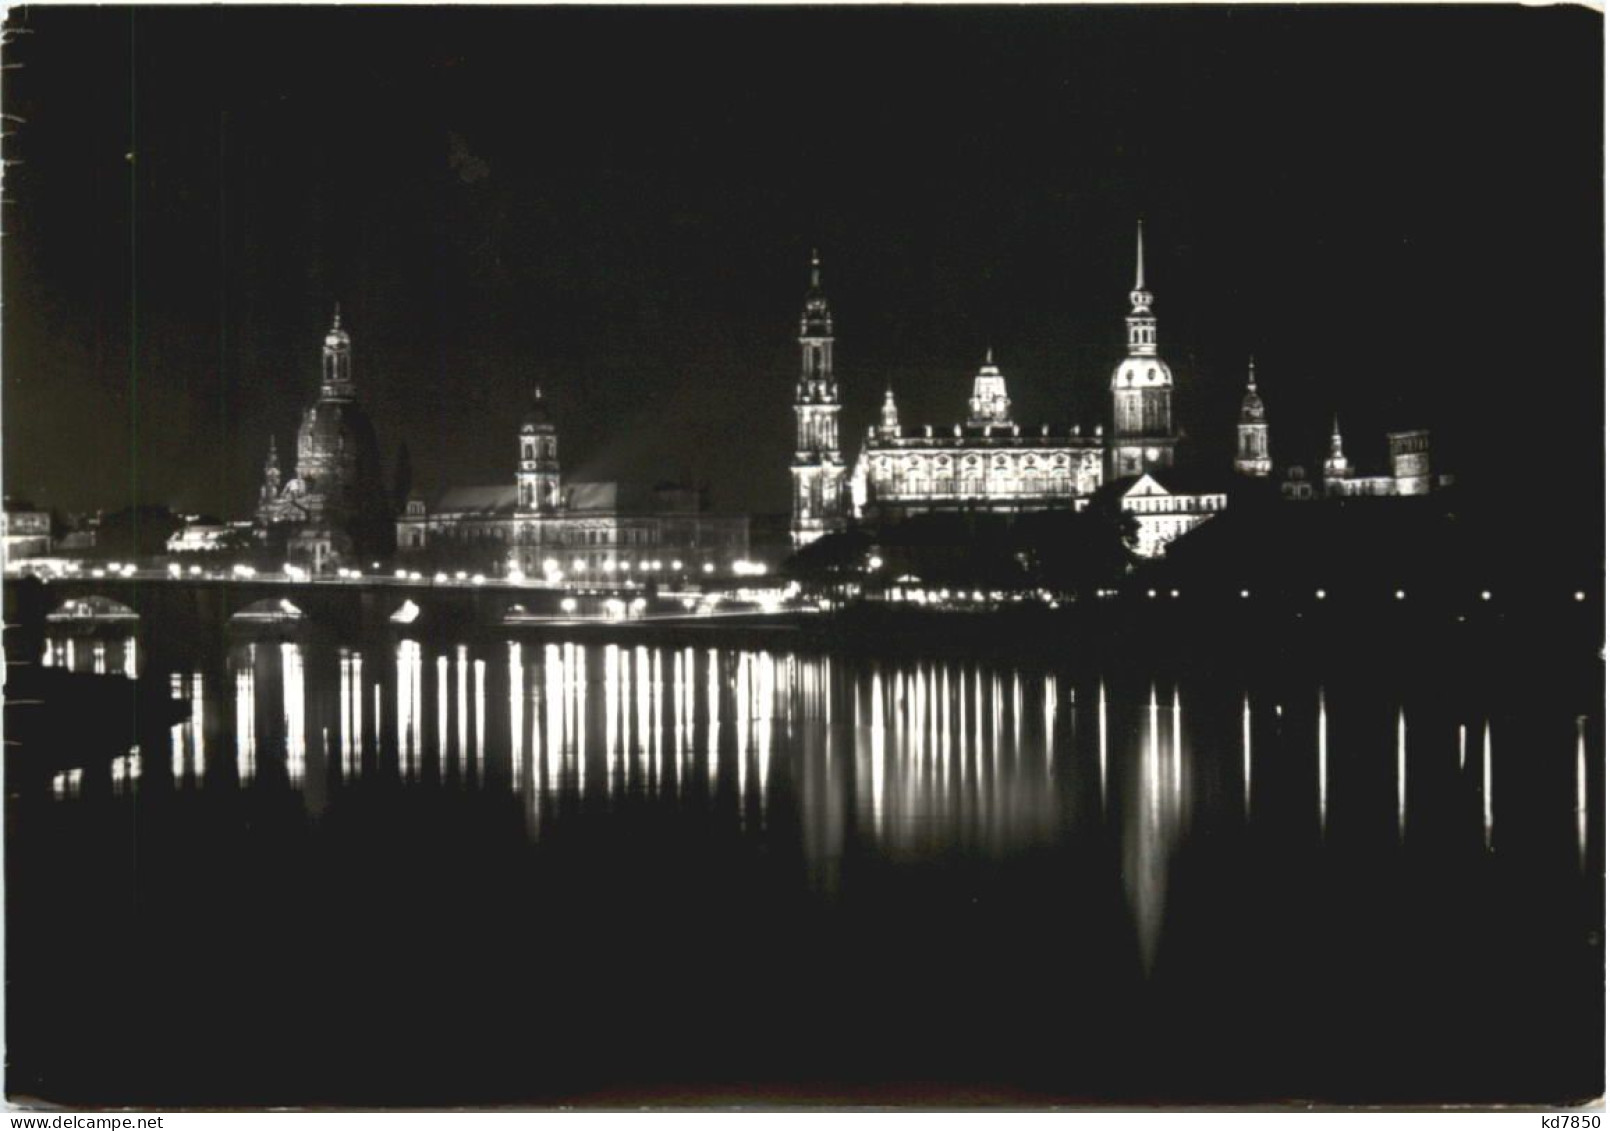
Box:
[256,309,393,570]
[851,350,1106,520]
[829,223,1214,557]
[397,385,749,583]
[795,223,1445,560]
[2,502,52,561]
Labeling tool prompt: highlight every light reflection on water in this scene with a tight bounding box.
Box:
[56,634,1600,978]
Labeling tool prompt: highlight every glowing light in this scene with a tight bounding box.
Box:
[1242,692,1252,815]
[1397,707,1407,840]
[1318,687,1328,836]
[560,597,578,614]
[1097,679,1108,805]
[1395,589,1406,600]
[702,562,715,574]
[1480,590,1492,602]
[1482,720,1493,850]
[1577,715,1589,867]
[1315,589,1327,600]
[543,558,558,574]
[1575,591,1586,602]
[868,555,884,571]
[671,560,683,571]
[1240,589,1249,599]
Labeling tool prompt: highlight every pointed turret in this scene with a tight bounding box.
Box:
[879,384,901,438]
[1323,413,1353,488]
[261,435,282,503]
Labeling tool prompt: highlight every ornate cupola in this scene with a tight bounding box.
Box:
[879,384,901,438]
[320,304,355,400]
[1109,220,1178,478]
[1235,356,1273,477]
[967,348,1013,427]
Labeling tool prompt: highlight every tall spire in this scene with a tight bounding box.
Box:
[1129,219,1154,317]
[332,302,342,332]
[810,248,821,290]
[1135,219,1146,290]
[1247,356,1257,390]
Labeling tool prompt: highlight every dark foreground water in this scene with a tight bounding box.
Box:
[8,618,1604,1106]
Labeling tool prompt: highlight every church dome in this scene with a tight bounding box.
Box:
[1111,356,1173,389]
[301,398,375,451]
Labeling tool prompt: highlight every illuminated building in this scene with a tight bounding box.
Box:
[255,309,392,570]
[2,501,52,559]
[832,222,1212,557]
[795,222,1444,558]
[791,252,849,549]
[396,385,748,582]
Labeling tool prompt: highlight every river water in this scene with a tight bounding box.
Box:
[7,619,1603,1106]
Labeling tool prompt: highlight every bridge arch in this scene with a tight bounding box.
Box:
[46,596,140,625]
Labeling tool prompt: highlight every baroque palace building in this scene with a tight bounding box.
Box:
[395,385,749,583]
[791,223,1441,559]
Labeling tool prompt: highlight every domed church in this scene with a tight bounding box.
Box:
[255,308,393,570]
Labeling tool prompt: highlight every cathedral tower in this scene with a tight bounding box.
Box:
[1110,221,1178,479]
[1235,357,1272,477]
[791,251,847,548]
[517,386,562,514]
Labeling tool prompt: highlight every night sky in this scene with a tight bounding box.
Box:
[3,5,1602,529]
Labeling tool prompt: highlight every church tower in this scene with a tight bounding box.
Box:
[967,348,1012,427]
[1110,221,1178,479]
[791,251,847,549]
[517,385,561,514]
[1235,357,1272,477]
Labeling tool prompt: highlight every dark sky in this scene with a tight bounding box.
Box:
[3,5,1602,527]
